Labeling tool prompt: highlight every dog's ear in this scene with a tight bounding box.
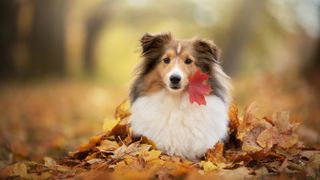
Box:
[193,39,220,63]
[140,33,172,55]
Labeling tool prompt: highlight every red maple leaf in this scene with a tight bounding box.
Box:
[188,69,212,105]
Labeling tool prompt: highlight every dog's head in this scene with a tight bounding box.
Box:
[131,33,230,103]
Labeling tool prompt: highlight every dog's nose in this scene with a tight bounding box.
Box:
[170,75,181,84]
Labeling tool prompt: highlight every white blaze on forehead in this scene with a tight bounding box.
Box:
[168,58,184,79]
[176,43,182,54]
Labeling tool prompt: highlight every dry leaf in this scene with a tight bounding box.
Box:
[142,150,162,161]
[200,161,218,172]
[44,156,57,168]
[256,127,279,150]
[103,119,118,132]
[188,69,212,105]
[96,140,119,152]
[228,103,239,133]
[256,112,300,150]
[114,100,131,120]
[141,136,157,149]
[206,142,225,164]
[78,134,103,152]
[109,122,129,140]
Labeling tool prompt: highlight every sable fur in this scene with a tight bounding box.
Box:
[129,33,231,160]
[130,33,172,102]
[130,33,230,104]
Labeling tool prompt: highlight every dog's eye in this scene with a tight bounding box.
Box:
[185,58,193,64]
[163,57,170,64]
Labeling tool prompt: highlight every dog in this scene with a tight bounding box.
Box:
[129,33,231,160]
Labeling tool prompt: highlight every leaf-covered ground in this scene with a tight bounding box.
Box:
[1,99,319,179]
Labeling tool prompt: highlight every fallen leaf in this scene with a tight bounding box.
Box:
[78,134,103,152]
[141,136,157,150]
[278,134,299,149]
[12,162,28,178]
[112,142,151,161]
[102,119,118,133]
[114,100,131,120]
[44,156,57,168]
[200,161,218,172]
[228,103,239,133]
[206,142,226,164]
[256,112,300,150]
[109,122,129,140]
[256,127,279,150]
[96,140,119,152]
[142,150,162,161]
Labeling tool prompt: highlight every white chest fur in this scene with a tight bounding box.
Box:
[130,90,229,160]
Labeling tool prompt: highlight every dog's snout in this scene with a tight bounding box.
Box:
[170,75,181,84]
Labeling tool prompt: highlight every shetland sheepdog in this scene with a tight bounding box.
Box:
[129,33,231,160]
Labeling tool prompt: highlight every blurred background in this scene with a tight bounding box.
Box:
[0,0,319,165]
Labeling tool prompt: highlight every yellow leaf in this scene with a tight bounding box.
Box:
[242,141,262,152]
[78,134,103,152]
[200,161,218,172]
[85,152,97,161]
[114,161,127,172]
[142,150,162,161]
[96,140,119,151]
[44,156,57,167]
[146,159,165,167]
[103,119,118,132]
[141,136,157,149]
[114,100,131,120]
[12,162,28,178]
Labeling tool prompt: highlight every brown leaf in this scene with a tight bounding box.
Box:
[96,140,119,152]
[256,112,300,150]
[44,156,57,168]
[112,142,151,161]
[77,134,103,152]
[109,122,129,140]
[256,127,279,150]
[271,111,297,133]
[206,142,225,164]
[237,103,271,142]
[241,126,265,153]
[102,119,118,132]
[141,136,158,149]
[228,103,239,133]
[278,134,299,149]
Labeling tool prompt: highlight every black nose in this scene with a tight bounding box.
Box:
[170,75,181,84]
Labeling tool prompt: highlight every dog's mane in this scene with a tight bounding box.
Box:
[130,34,231,105]
[192,39,231,104]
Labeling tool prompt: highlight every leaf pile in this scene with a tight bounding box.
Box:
[1,102,320,179]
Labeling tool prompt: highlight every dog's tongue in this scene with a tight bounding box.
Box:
[188,69,212,105]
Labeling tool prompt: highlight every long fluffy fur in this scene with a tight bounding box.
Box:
[129,33,231,160]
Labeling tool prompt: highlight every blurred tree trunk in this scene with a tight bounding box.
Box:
[222,0,265,77]
[303,39,320,90]
[83,2,110,76]
[302,5,320,99]
[0,0,18,80]
[27,0,66,77]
